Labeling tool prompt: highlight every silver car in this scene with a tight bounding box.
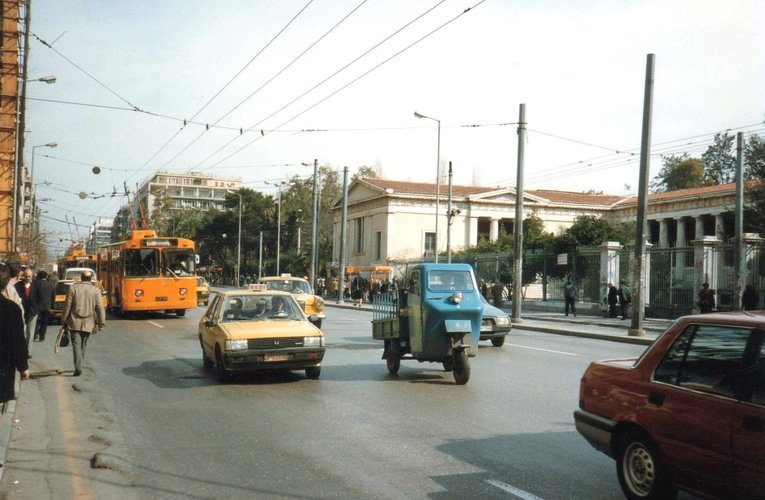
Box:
[480,296,511,346]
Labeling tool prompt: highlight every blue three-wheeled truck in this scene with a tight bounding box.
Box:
[372,263,483,385]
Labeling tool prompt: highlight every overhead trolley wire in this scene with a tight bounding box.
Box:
[191,0,452,171]
[132,0,317,182]
[196,0,485,172]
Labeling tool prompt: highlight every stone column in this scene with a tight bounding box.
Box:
[659,218,669,247]
[626,240,653,309]
[676,217,686,247]
[692,235,721,314]
[694,215,705,240]
[714,213,725,241]
[468,217,478,246]
[600,241,622,293]
[489,218,499,242]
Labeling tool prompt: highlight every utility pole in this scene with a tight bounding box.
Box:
[512,103,525,323]
[337,166,349,304]
[447,162,453,263]
[733,131,744,310]
[258,230,263,279]
[629,53,655,337]
[310,158,318,289]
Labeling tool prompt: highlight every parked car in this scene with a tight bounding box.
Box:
[196,276,210,305]
[574,312,765,499]
[479,295,511,347]
[257,274,325,328]
[198,288,325,382]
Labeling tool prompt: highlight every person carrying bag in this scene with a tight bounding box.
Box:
[60,271,105,376]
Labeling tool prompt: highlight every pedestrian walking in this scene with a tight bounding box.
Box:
[480,280,489,300]
[741,284,759,311]
[491,278,504,308]
[563,279,577,317]
[618,280,631,320]
[697,282,715,314]
[14,267,38,351]
[33,270,56,342]
[607,283,618,318]
[0,263,30,403]
[61,270,106,377]
[1,262,23,315]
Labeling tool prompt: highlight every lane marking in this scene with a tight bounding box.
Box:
[486,479,545,499]
[507,343,577,356]
[147,321,164,329]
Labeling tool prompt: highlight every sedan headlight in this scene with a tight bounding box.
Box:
[495,316,510,326]
[303,336,324,348]
[315,296,324,308]
[226,339,248,350]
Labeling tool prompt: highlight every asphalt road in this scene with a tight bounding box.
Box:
[1,304,651,499]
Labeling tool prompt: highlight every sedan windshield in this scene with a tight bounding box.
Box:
[221,295,300,322]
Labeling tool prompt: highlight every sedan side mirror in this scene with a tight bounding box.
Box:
[204,319,215,327]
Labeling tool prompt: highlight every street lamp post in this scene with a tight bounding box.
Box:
[414,111,440,262]
[227,190,242,287]
[27,142,57,254]
[266,180,290,275]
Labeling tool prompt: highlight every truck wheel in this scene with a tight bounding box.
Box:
[442,357,454,372]
[452,350,470,385]
[386,340,400,374]
[491,336,505,347]
[616,431,676,500]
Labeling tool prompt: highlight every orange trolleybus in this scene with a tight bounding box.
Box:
[97,229,197,316]
[60,245,98,275]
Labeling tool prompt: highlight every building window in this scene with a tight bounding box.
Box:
[375,231,382,261]
[354,218,364,253]
[424,232,435,258]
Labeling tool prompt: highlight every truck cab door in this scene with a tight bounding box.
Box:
[407,269,423,355]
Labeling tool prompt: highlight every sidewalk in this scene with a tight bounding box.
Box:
[325,299,668,346]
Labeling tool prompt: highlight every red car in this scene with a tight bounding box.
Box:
[575,312,764,499]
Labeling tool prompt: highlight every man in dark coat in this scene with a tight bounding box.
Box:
[14,267,39,352]
[697,282,716,314]
[34,270,56,342]
[607,283,618,318]
[0,263,30,403]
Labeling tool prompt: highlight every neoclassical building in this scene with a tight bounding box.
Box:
[331,178,752,268]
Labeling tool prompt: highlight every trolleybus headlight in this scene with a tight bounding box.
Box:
[451,292,463,304]
[303,336,324,347]
[179,288,187,295]
[225,339,248,351]
[135,289,144,297]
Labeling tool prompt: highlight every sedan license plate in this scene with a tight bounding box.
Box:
[264,353,288,362]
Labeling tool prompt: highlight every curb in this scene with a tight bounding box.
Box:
[510,324,655,346]
[324,302,659,345]
[0,379,20,483]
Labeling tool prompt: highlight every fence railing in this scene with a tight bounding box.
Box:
[386,242,765,318]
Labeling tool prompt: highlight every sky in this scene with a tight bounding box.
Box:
[23,0,765,256]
